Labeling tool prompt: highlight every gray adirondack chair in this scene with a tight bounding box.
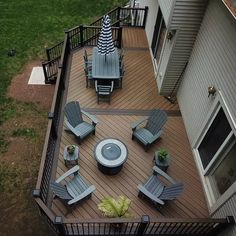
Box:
[131,109,167,151]
[138,166,184,206]
[64,101,98,143]
[50,165,96,205]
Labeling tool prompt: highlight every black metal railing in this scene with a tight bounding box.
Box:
[35,32,70,203]
[42,6,148,83]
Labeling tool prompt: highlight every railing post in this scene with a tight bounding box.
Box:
[58,64,65,90]
[79,25,84,47]
[32,189,41,198]
[48,112,58,139]
[46,48,51,61]
[117,6,121,27]
[209,216,235,235]
[117,27,122,49]
[42,62,49,84]
[55,216,65,236]
[143,6,149,28]
[137,215,150,236]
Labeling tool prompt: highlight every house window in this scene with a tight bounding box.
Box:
[151,8,166,63]
[196,105,236,203]
[198,108,232,170]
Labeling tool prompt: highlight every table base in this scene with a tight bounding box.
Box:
[97,162,123,175]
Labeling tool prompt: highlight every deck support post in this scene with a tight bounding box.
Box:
[137,215,150,236]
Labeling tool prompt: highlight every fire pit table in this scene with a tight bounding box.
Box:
[94,138,128,175]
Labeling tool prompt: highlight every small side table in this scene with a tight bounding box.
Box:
[153,151,171,172]
[64,145,79,168]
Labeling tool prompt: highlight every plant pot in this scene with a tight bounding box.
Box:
[154,151,171,172]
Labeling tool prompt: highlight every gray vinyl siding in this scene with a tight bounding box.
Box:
[157,0,206,95]
[178,0,236,143]
[158,0,175,27]
[212,194,236,236]
[177,1,236,234]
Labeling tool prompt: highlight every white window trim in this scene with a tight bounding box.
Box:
[192,91,236,214]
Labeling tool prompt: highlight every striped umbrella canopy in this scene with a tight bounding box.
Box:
[97,15,115,60]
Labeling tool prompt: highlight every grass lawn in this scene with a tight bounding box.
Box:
[0,0,127,235]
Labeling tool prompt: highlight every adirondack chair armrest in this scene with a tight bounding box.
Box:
[148,130,163,144]
[68,185,96,205]
[81,110,98,125]
[152,166,176,184]
[55,165,80,183]
[138,184,165,205]
[130,117,148,130]
[65,119,75,131]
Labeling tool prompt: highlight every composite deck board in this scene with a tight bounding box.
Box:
[51,28,209,220]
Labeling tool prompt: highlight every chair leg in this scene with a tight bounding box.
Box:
[132,134,135,140]
[86,78,88,88]
[145,144,150,152]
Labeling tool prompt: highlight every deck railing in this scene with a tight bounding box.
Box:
[35,32,70,203]
[42,6,148,83]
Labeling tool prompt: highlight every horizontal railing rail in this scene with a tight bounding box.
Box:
[67,25,122,50]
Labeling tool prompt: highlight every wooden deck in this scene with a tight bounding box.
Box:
[51,28,209,220]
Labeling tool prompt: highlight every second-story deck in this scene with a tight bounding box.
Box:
[50,28,209,220]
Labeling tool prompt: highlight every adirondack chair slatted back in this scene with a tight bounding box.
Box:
[50,182,72,200]
[160,183,184,200]
[146,175,164,197]
[146,109,167,135]
[67,175,90,196]
[64,101,83,127]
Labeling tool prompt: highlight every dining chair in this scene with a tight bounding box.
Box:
[95,80,114,104]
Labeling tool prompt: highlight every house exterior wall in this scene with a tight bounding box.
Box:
[138,0,158,46]
[177,0,236,235]
[178,0,236,144]
[157,0,206,95]
[158,0,175,27]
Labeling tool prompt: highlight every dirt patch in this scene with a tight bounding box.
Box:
[0,60,55,235]
[7,60,55,111]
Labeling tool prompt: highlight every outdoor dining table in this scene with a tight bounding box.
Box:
[92,47,120,80]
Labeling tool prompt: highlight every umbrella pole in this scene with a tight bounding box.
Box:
[105,54,106,62]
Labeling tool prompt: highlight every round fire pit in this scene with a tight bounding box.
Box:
[95,138,128,175]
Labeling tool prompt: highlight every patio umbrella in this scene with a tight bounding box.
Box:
[97,15,115,61]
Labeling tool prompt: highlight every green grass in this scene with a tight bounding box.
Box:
[0,0,127,110]
[0,162,21,193]
[12,128,38,138]
[0,130,9,153]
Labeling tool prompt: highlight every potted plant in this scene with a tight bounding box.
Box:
[154,149,171,172]
[67,145,75,155]
[98,196,132,230]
